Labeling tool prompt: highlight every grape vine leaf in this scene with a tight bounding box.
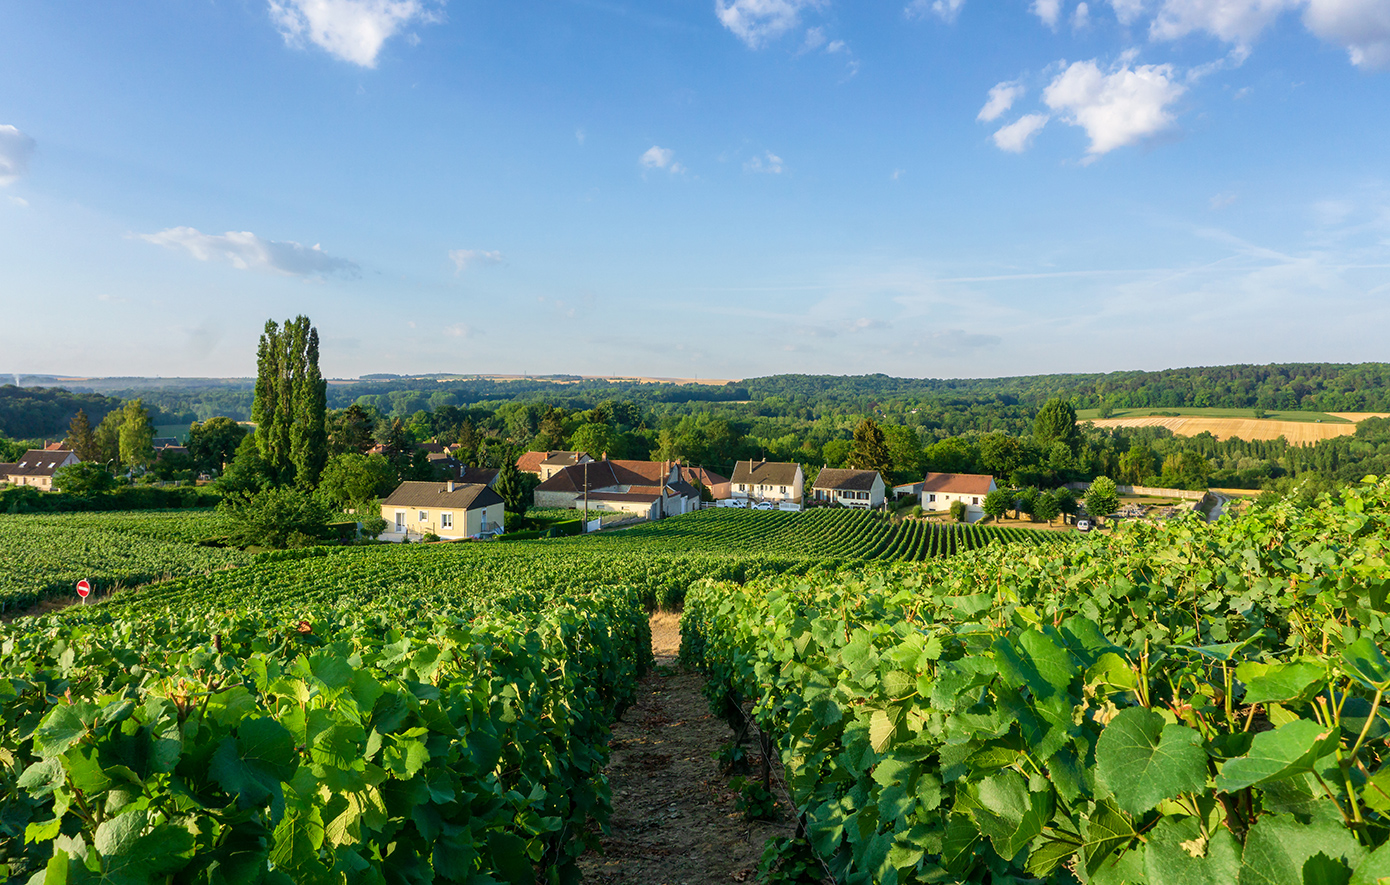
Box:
[1237,813,1364,885]
[1096,707,1208,815]
[1215,719,1339,793]
[1143,815,1241,885]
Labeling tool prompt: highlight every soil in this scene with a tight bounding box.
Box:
[578,612,796,885]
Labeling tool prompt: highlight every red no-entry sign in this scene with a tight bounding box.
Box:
[76,579,91,599]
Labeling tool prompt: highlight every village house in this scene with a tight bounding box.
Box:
[4,448,79,491]
[724,460,804,511]
[515,450,594,481]
[679,466,731,502]
[919,472,997,523]
[533,458,700,520]
[811,468,886,509]
[380,480,505,542]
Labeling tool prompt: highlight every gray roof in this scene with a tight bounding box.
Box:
[8,449,75,478]
[812,468,883,491]
[381,481,503,511]
[730,460,802,487]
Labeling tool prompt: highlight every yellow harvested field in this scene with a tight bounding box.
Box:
[1090,415,1366,444]
[1329,412,1390,422]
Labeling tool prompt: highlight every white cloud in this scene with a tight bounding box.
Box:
[1033,0,1064,27]
[640,145,685,173]
[575,128,586,145]
[0,125,35,187]
[1303,0,1390,69]
[1149,0,1296,47]
[977,80,1026,122]
[139,227,359,276]
[8,195,28,208]
[827,39,847,52]
[1109,0,1149,24]
[449,249,502,272]
[992,114,1050,151]
[1074,1,1092,28]
[715,0,824,48]
[906,0,966,22]
[745,151,785,173]
[268,0,441,68]
[1042,58,1186,158]
[803,25,827,49]
[443,323,475,338]
[1210,191,1238,209]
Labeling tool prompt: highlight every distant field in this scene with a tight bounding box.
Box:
[1082,408,1389,444]
[1076,407,1349,423]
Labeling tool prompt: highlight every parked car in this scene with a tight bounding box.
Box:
[753,500,775,510]
[1076,518,1093,532]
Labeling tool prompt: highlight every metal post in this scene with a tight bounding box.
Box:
[583,460,589,532]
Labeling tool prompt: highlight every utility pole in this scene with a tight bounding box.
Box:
[583,460,589,532]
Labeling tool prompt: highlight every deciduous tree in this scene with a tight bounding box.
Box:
[117,399,155,470]
[847,419,892,477]
[1084,476,1119,523]
[251,316,327,487]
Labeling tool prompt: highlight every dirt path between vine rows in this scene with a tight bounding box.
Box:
[578,612,796,884]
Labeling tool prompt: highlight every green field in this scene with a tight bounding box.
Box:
[1076,405,1351,422]
[0,509,248,612]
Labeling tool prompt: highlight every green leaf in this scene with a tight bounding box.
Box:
[963,770,1051,861]
[1238,813,1365,885]
[869,707,902,754]
[209,716,298,811]
[1351,842,1390,885]
[487,832,536,885]
[1144,816,1242,885]
[34,703,96,757]
[1343,638,1390,690]
[1096,707,1209,815]
[1241,661,1328,705]
[1081,799,1139,876]
[1304,852,1354,885]
[1216,719,1339,793]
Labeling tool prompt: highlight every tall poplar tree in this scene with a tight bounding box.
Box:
[252,316,327,487]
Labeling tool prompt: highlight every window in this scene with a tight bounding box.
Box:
[972,497,979,505]
[738,483,745,491]
[780,486,787,494]
[418,510,428,522]
[395,511,406,530]
[440,512,453,529]
[928,494,936,502]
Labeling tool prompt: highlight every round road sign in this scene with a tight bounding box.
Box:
[76,579,91,598]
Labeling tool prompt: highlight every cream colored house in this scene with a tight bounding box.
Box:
[380,480,505,542]
[5,448,79,491]
[532,459,700,520]
[724,460,804,511]
[811,468,886,509]
[920,473,997,523]
[515,450,594,481]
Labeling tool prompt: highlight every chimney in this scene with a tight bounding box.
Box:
[447,480,455,492]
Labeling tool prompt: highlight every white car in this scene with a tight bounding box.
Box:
[753,500,775,510]
[1076,518,1093,532]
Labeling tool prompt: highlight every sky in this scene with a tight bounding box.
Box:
[1,0,1388,381]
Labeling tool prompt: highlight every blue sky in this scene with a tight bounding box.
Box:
[1,0,1387,381]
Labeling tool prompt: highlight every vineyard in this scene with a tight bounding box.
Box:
[0,510,249,613]
[683,476,1390,884]
[570,507,1057,561]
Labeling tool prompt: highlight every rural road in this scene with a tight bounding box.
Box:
[1206,492,1231,522]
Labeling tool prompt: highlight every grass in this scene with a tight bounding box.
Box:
[1076,407,1350,423]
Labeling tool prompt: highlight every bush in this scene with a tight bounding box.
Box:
[949,500,967,522]
[360,515,388,540]
[219,487,332,549]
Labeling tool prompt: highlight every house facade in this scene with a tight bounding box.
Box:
[811,468,886,509]
[724,460,804,511]
[679,466,731,502]
[533,458,699,520]
[919,472,997,523]
[5,449,79,491]
[380,480,505,542]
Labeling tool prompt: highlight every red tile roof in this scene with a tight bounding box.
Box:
[920,473,995,495]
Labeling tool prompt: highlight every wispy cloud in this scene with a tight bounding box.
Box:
[640,145,685,173]
[1032,0,1063,28]
[268,0,443,67]
[744,150,785,174]
[0,125,35,187]
[905,0,965,23]
[977,80,1026,122]
[138,227,359,277]
[449,249,503,272]
[715,0,825,48]
[992,113,1049,151]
